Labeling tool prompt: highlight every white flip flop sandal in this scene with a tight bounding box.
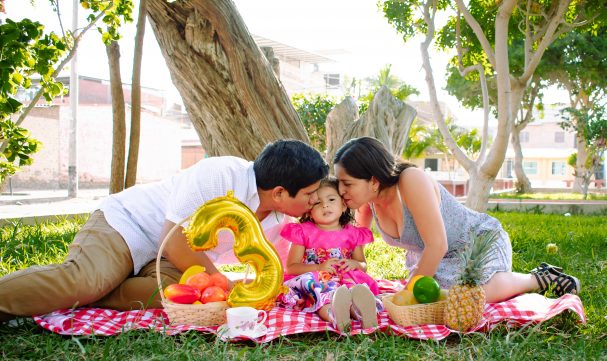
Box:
[329,285,352,332]
[350,284,378,329]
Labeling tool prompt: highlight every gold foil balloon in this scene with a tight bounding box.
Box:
[184,191,286,311]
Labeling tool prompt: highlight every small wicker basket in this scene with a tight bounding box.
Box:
[156,217,229,326]
[383,295,445,327]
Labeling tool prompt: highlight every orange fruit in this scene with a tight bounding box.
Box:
[200,286,227,303]
[185,272,212,292]
[210,272,229,291]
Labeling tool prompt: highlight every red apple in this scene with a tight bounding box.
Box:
[200,285,227,304]
[164,284,201,304]
[185,272,212,292]
[209,272,229,291]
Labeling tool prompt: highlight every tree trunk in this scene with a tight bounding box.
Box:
[126,0,147,189]
[325,96,358,164]
[574,134,590,193]
[511,124,532,193]
[419,2,503,210]
[465,169,495,211]
[448,0,564,210]
[107,41,126,194]
[324,86,416,167]
[146,0,308,159]
[510,77,540,194]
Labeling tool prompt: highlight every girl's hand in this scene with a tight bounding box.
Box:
[318,258,340,274]
[337,259,361,273]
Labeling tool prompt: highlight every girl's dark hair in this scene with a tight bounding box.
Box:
[299,176,353,226]
[333,137,415,191]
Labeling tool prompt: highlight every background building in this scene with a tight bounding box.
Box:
[9,36,603,194]
[10,76,184,189]
[501,119,576,188]
[8,36,342,190]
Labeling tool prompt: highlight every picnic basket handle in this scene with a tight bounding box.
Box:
[156,216,191,303]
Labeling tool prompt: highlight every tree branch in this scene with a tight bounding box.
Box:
[54,0,67,39]
[516,77,540,131]
[523,0,532,69]
[422,1,474,170]
[13,4,111,129]
[520,0,571,83]
[453,0,496,69]
[456,11,489,164]
[0,3,112,155]
[479,0,517,177]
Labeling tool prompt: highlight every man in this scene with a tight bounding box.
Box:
[0,139,328,322]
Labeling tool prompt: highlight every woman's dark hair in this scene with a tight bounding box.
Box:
[299,176,353,226]
[333,137,415,191]
[254,139,329,197]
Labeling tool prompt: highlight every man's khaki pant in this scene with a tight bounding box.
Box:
[0,210,181,322]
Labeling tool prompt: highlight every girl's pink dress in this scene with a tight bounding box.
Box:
[278,222,380,312]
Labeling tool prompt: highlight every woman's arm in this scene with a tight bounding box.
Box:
[399,168,448,277]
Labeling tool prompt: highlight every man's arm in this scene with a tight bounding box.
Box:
[159,220,220,274]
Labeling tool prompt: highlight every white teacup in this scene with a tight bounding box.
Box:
[225,307,267,337]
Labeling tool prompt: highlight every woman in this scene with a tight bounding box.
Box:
[333,137,580,303]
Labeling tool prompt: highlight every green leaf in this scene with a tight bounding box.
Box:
[11,72,23,85]
[101,32,111,44]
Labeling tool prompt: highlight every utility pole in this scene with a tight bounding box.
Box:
[68,0,79,197]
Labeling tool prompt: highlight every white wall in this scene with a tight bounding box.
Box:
[12,105,182,189]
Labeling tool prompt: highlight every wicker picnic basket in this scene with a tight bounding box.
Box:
[155,217,228,326]
[383,295,445,327]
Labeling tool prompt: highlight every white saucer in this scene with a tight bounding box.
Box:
[217,324,268,339]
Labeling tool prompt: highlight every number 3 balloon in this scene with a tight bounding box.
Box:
[184,191,286,311]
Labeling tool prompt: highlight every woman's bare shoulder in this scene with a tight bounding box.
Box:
[398,167,440,200]
[399,167,432,184]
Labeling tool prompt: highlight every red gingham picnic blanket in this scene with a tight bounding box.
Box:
[33,280,585,342]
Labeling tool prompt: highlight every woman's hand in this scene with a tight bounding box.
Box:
[318,258,340,274]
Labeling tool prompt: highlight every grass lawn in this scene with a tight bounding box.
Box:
[1,213,606,360]
[490,192,607,201]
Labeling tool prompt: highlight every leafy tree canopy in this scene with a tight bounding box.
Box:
[291,93,337,153]
[0,0,133,182]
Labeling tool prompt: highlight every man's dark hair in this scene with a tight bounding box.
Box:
[254,139,328,197]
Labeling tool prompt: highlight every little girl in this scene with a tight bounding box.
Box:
[279,177,381,332]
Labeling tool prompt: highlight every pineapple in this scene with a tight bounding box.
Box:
[444,230,499,332]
